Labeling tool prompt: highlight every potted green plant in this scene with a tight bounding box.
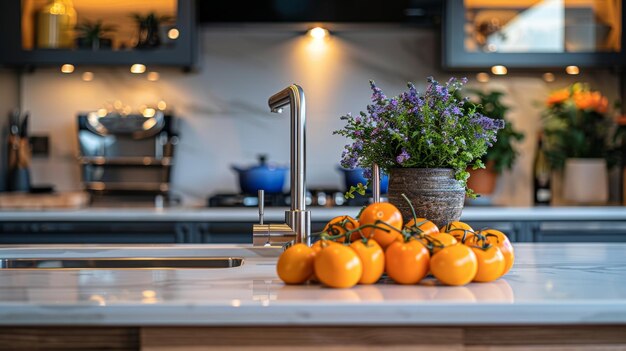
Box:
[466,90,524,198]
[334,77,504,227]
[75,19,116,50]
[131,12,173,48]
[543,83,612,204]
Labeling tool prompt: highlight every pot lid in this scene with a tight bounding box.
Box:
[232,155,288,172]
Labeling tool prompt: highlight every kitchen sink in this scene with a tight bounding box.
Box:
[0,257,244,269]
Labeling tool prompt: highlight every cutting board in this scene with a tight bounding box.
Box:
[0,192,90,209]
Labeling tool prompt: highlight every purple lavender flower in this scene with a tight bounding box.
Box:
[396,148,411,164]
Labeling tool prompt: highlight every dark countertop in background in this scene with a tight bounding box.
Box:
[0,206,625,222]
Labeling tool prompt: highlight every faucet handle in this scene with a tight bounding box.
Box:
[258,189,265,225]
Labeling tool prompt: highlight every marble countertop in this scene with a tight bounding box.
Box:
[0,206,625,222]
[0,243,625,326]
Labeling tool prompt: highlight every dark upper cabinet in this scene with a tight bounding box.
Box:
[443,0,626,70]
[198,0,442,25]
[0,0,196,69]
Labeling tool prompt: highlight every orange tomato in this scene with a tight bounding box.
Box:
[405,218,439,236]
[481,229,515,276]
[276,243,315,285]
[444,221,475,244]
[358,202,403,249]
[314,244,363,288]
[421,232,458,255]
[311,239,339,254]
[350,239,385,284]
[323,215,360,243]
[430,244,477,286]
[385,239,430,285]
[470,245,506,283]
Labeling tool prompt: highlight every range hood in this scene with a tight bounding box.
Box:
[198,0,441,26]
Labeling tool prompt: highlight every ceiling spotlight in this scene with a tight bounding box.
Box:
[565,66,580,75]
[491,65,507,75]
[61,64,74,73]
[130,64,146,74]
[308,27,329,40]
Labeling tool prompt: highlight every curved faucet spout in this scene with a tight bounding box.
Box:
[268,85,306,213]
[260,84,310,246]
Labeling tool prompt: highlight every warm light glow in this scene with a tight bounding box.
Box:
[147,72,160,82]
[113,100,123,110]
[565,65,580,75]
[491,65,508,75]
[167,28,180,40]
[96,108,107,117]
[143,107,156,118]
[141,290,158,304]
[130,64,146,74]
[157,100,167,110]
[476,72,490,83]
[142,290,156,298]
[82,72,94,81]
[308,27,329,40]
[61,64,74,73]
[142,117,157,130]
[89,294,106,306]
[122,105,132,115]
[542,72,555,82]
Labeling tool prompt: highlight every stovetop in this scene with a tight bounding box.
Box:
[207,189,387,208]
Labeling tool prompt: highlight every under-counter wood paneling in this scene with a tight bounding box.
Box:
[0,327,139,350]
[1,325,625,350]
[140,326,626,351]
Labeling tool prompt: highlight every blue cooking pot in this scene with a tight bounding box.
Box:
[232,155,288,194]
[337,166,388,194]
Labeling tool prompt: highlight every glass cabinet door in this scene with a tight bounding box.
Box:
[0,0,195,68]
[444,0,625,69]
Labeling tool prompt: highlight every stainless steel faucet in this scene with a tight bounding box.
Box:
[253,84,311,247]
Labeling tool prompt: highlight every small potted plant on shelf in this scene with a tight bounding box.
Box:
[75,19,116,50]
[132,12,173,48]
[334,77,504,227]
[466,90,524,201]
[543,82,613,204]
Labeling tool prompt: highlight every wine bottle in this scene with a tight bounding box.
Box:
[533,133,552,205]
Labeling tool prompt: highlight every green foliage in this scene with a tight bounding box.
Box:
[334,77,504,197]
[542,83,613,170]
[469,90,524,174]
[75,19,116,41]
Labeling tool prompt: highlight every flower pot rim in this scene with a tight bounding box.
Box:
[389,167,455,171]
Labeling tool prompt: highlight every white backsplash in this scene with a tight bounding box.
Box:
[20,26,620,206]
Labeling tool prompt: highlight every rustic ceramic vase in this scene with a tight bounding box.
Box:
[387,168,465,228]
[563,158,608,204]
[466,161,497,196]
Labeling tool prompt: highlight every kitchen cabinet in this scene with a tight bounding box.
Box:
[532,221,626,242]
[1,207,625,244]
[0,0,196,70]
[443,0,626,69]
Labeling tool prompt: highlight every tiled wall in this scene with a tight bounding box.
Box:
[20,26,621,206]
